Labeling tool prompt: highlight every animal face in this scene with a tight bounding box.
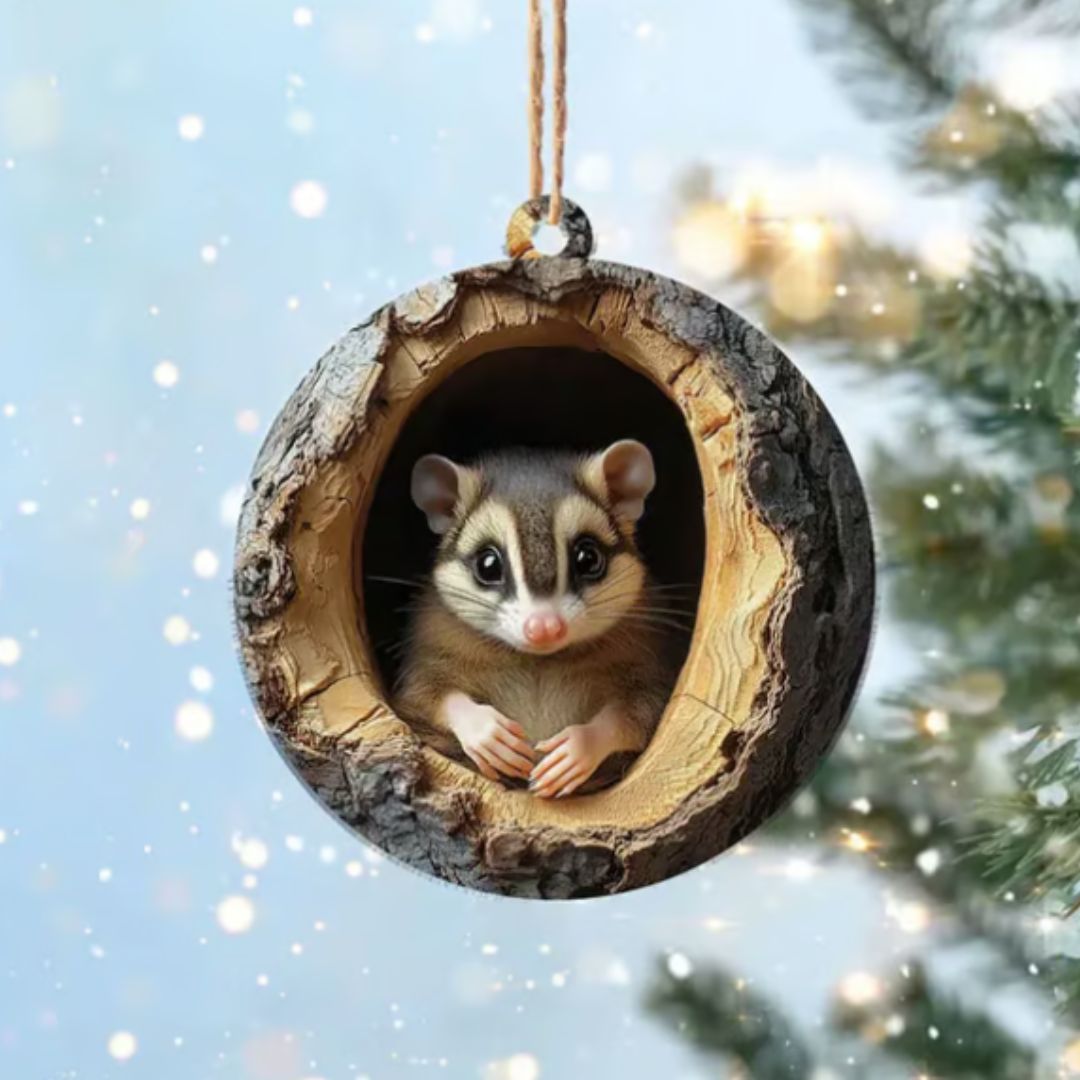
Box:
[411,441,656,655]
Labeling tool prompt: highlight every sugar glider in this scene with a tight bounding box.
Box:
[392,440,681,798]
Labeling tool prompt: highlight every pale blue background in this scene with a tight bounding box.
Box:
[1,2,979,1077]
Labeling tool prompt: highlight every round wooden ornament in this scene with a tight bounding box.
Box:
[233,195,875,898]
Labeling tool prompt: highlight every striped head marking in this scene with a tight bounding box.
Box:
[410,441,656,655]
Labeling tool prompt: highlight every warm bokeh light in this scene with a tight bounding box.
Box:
[1063,1037,1080,1075]
[921,707,950,737]
[769,251,836,323]
[842,829,874,854]
[888,897,932,934]
[919,228,973,280]
[672,200,750,280]
[838,971,883,1007]
[485,1053,542,1080]
[788,217,830,254]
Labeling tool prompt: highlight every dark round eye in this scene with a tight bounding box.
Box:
[572,537,607,582]
[472,546,504,587]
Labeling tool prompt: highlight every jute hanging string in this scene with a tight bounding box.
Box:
[528,0,568,225]
[233,0,874,896]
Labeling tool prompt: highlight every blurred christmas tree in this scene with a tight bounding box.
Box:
[647,0,1080,1075]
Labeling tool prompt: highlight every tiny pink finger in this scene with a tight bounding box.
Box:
[535,731,569,752]
[475,744,515,778]
[530,748,568,782]
[486,740,534,777]
[499,717,529,737]
[533,758,578,795]
[556,773,586,798]
[494,728,538,761]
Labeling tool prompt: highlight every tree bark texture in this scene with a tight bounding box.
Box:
[233,253,875,899]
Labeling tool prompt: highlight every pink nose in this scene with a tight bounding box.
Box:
[523,611,568,646]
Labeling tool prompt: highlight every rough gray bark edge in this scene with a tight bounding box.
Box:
[233,256,875,898]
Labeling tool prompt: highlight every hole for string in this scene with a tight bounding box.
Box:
[532,221,567,256]
[504,195,594,260]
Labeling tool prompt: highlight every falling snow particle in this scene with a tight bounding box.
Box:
[289,180,328,219]
[1037,782,1069,808]
[293,6,314,27]
[163,615,192,646]
[667,952,693,979]
[916,848,942,876]
[129,498,151,521]
[153,360,180,388]
[200,244,219,265]
[17,500,39,516]
[415,23,436,43]
[216,894,255,934]
[574,152,613,193]
[175,700,214,741]
[219,485,245,527]
[431,246,455,269]
[922,493,940,510]
[504,1054,541,1080]
[235,836,269,870]
[107,1031,138,1061]
[0,638,22,667]
[177,114,204,141]
[192,549,220,579]
[235,409,260,434]
[286,108,315,136]
[189,666,214,693]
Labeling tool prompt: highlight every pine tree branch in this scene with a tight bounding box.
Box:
[833,962,1037,1079]
[794,0,961,120]
[977,0,1080,34]
[793,0,1080,197]
[643,961,816,1078]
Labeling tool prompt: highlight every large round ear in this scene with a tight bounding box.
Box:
[585,439,656,524]
[411,454,463,535]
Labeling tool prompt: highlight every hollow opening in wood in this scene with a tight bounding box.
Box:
[360,344,707,724]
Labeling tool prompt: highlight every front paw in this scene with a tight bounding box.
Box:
[446,698,536,782]
[529,724,607,799]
